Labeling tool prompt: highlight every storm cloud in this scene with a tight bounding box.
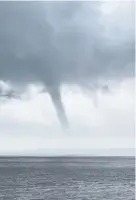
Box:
[0,1,135,127]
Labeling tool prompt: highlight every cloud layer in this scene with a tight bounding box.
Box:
[0,2,134,85]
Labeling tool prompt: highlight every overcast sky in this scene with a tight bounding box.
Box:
[0,1,135,156]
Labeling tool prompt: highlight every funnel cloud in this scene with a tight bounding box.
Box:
[48,86,69,128]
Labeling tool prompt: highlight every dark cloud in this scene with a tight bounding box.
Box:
[0,2,134,126]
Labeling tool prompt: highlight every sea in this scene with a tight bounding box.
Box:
[0,156,135,200]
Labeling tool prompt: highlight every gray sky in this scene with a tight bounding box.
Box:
[0,1,135,156]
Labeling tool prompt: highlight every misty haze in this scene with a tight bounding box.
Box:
[0,1,135,200]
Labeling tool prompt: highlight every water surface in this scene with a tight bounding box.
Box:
[0,156,135,200]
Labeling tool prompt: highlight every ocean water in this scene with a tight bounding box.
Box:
[0,157,135,200]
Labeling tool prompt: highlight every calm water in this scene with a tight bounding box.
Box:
[0,157,135,200]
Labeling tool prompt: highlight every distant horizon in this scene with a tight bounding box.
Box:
[0,148,134,157]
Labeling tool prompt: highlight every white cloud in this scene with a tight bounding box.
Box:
[100,1,134,41]
[0,78,134,156]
